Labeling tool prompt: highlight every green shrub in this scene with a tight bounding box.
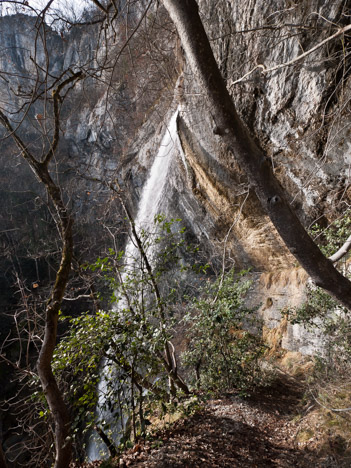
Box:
[284,285,351,379]
[310,210,351,258]
[52,215,204,453]
[182,269,266,396]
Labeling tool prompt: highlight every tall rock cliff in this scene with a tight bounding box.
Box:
[1,0,350,355]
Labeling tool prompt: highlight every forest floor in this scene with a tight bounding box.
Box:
[81,369,350,468]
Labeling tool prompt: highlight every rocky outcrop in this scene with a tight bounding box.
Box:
[1,1,351,357]
[126,0,351,353]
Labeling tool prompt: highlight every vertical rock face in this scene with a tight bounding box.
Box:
[125,0,351,276]
[169,0,350,260]
[1,1,351,355]
[126,0,351,354]
[197,0,351,219]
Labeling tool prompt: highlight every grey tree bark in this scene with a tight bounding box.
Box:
[161,0,351,309]
[329,234,351,263]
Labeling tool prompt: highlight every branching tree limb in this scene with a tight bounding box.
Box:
[229,23,351,86]
[161,0,351,310]
[42,70,84,167]
[0,71,83,467]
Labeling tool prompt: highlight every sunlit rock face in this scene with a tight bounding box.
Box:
[161,0,351,267]
[124,0,351,354]
[1,0,351,356]
[123,0,351,274]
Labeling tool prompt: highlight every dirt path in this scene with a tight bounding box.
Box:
[116,374,332,467]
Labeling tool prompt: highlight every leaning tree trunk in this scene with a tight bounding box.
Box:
[162,0,351,310]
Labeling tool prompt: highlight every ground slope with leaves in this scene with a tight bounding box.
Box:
[79,371,349,468]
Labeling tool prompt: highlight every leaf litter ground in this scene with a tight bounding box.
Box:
[79,372,342,467]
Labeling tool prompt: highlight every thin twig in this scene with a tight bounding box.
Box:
[212,190,250,303]
[230,24,351,86]
[311,391,351,413]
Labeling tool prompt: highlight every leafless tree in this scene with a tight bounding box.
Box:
[0,68,85,466]
[0,1,179,466]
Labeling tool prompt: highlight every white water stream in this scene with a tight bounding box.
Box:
[123,108,182,265]
[87,108,183,461]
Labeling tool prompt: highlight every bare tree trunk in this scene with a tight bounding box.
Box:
[162,0,351,310]
[94,426,118,458]
[36,173,73,468]
[0,445,7,468]
[0,416,7,468]
[0,71,83,468]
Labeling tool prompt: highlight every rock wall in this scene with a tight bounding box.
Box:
[1,1,351,357]
[126,0,351,354]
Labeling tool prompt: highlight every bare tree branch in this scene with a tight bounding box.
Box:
[329,234,351,263]
[90,0,114,15]
[42,70,84,167]
[230,23,351,86]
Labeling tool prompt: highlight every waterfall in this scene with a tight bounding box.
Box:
[123,108,182,265]
[87,108,182,461]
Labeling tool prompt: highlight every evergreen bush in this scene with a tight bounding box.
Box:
[182,269,266,396]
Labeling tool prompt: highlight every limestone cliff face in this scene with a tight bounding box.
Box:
[125,0,351,274]
[165,0,351,269]
[1,1,351,355]
[198,0,351,220]
[125,0,351,353]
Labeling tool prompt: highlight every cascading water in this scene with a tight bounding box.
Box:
[122,108,182,264]
[87,108,184,461]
